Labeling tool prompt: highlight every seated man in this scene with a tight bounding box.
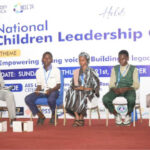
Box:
[0,71,16,127]
[103,50,140,125]
[25,52,61,125]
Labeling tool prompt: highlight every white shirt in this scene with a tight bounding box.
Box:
[36,64,61,91]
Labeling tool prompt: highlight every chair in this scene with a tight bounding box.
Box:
[0,86,14,122]
[146,93,150,127]
[87,95,100,126]
[0,100,11,122]
[133,89,142,126]
[30,71,66,126]
[105,89,142,127]
[149,108,150,127]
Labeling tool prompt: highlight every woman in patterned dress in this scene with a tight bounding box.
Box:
[65,52,100,127]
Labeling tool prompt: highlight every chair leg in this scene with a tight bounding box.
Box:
[133,107,136,127]
[97,107,100,120]
[0,111,2,120]
[89,109,92,126]
[149,108,150,127]
[63,105,66,126]
[139,106,142,123]
[55,107,57,126]
[8,111,11,123]
[30,113,33,121]
[106,109,109,127]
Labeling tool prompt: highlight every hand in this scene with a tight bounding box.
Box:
[84,87,92,91]
[46,89,52,95]
[119,87,131,94]
[74,86,84,91]
[112,88,121,95]
[35,86,41,96]
[35,90,41,96]
[112,87,132,95]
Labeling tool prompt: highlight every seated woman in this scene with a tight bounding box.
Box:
[65,52,100,127]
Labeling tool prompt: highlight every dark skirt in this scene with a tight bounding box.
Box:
[65,88,89,117]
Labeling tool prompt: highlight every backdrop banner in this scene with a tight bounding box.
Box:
[0,0,150,119]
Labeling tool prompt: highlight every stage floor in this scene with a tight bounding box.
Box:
[0,119,150,150]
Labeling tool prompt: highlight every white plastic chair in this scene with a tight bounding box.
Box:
[0,100,11,122]
[106,89,142,127]
[146,94,150,127]
[133,89,142,126]
[87,95,100,126]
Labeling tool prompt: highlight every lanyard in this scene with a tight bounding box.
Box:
[116,65,129,86]
[43,66,52,85]
[80,74,85,86]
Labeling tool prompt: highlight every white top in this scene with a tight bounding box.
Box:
[36,64,61,91]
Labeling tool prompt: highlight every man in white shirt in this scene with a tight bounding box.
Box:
[25,52,61,125]
[0,72,16,126]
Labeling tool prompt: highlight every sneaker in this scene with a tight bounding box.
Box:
[36,117,46,125]
[49,115,58,125]
[123,114,131,126]
[115,113,122,125]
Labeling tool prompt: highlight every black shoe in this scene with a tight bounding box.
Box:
[49,115,58,125]
[37,117,45,125]
[49,117,55,125]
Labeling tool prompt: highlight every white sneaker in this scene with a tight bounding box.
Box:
[123,114,131,125]
[115,113,122,125]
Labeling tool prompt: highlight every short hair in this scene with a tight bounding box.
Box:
[118,50,129,57]
[42,51,53,59]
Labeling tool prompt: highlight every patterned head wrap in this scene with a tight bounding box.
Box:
[79,52,90,64]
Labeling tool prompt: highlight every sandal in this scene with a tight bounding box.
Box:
[79,120,85,126]
[72,120,81,127]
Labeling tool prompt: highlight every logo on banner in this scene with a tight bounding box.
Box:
[41,108,64,117]
[13,3,34,13]
[5,84,23,92]
[116,105,128,114]
[0,5,7,13]
[13,3,23,13]
[2,107,24,116]
[25,108,32,116]
[16,107,24,116]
